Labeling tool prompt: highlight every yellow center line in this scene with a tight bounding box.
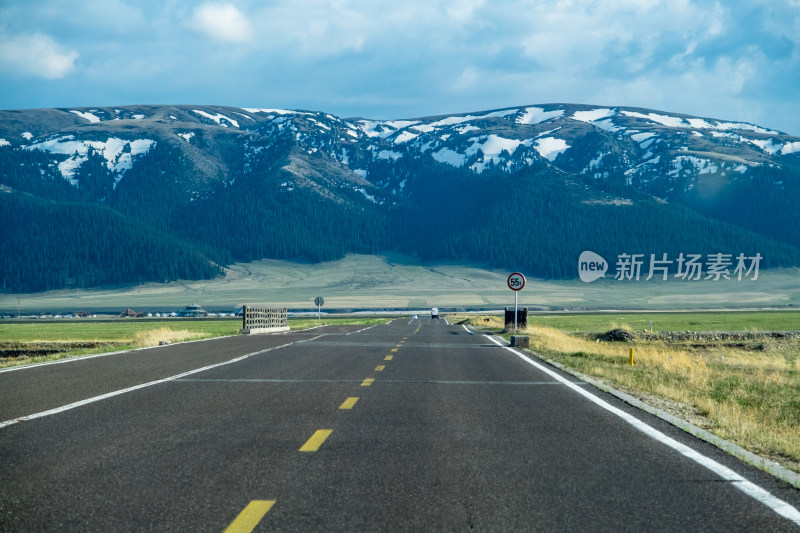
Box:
[384,355,393,361]
[375,365,385,371]
[224,500,275,533]
[339,397,359,409]
[361,377,375,387]
[391,348,399,352]
[299,429,333,452]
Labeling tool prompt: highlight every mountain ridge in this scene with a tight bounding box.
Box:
[2,103,799,292]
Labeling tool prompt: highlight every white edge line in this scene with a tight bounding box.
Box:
[462,324,475,335]
[346,324,377,336]
[543,356,800,491]
[0,335,324,430]
[485,334,800,525]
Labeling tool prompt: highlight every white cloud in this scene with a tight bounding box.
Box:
[191,2,253,43]
[0,33,79,79]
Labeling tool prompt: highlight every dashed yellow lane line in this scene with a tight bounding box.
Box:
[391,348,399,352]
[361,377,375,387]
[299,429,333,452]
[384,355,393,361]
[339,397,359,409]
[224,500,275,533]
[375,365,385,372]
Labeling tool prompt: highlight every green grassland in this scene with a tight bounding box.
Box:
[0,316,389,368]
[2,254,799,313]
[526,310,800,332]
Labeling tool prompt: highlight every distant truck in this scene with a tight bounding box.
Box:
[431,307,439,319]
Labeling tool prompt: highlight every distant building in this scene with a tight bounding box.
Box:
[178,303,208,318]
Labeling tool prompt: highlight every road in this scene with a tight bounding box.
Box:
[1,318,799,531]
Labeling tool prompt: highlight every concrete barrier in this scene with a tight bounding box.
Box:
[241,305,290,334]
[510,335,530,348]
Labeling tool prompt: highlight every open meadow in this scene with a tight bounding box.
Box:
[2,254,799,313]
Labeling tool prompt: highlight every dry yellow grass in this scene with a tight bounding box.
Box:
[133,328,204,348]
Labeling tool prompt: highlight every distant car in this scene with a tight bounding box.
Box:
[412,314,418,319]
[431,307,439,319]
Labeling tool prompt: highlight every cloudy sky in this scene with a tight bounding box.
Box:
[1,0,799,134]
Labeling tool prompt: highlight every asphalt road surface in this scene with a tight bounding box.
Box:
[1,318,799,531]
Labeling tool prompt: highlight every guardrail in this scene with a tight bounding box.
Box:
[241,305,290,334]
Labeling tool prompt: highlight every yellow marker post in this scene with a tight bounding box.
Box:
[224,500,275,533]
[339,397,359,409]
[299,429,333,452]
[629,347,635,366]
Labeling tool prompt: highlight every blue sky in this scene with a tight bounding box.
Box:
[1,0,799,135]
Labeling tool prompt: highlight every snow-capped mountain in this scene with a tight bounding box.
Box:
[2,103,799,291]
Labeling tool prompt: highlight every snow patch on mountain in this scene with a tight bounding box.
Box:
[69,110,102,123]
[781,141,800,155]
[377,149,402,161]
[588,153,606,169]
[358,120,402,139]
[630,132,657,142]
[192,110,239,128]
[393,131,418,144]
[517,107,564,125]
[0,139,9,147]
[243,108,311,116]
[713,122,778,135]
[465,134,528,172]
[621,110,686,128]
[432,148,466,167]
[746,138,782,155]
[354,187,378,203]
[534,137,570,161]
[414,109,518,133]
[622,110,779,135]
[572,108,616,123]
[670,155,718,176]
[177,132,195,142]
[21,132,33,141]
[26,136,155,185]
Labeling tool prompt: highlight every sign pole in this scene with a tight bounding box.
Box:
[506,272,525,333]
[314,296,324,325]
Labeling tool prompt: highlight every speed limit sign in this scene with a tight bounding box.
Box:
[507,272,525,291]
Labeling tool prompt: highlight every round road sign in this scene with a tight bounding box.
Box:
[314,296,324,307]
[507,272,525,291]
